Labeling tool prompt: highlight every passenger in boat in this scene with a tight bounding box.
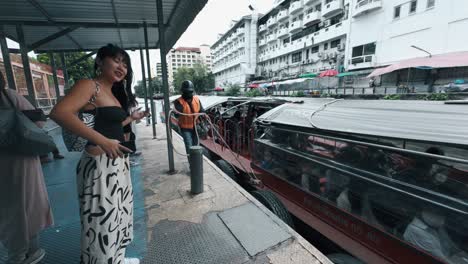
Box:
[174,80,205,155]
[0,72,54,264]
[403,207,468,264]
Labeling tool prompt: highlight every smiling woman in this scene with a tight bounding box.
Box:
[49,44,148,264]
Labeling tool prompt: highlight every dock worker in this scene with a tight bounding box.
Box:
[174,80,205,155]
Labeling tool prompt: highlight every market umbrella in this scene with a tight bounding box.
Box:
[248,83,259,88]
[319,69,339,89]
[214,87,224,91]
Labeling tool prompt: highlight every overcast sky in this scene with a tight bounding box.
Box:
[128,0,275,85]
[4,0,275,86]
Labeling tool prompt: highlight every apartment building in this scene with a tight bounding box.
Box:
[257,0,350,80]
[212,14,259,87]
[347,0,468,70]
[167,46,213,89]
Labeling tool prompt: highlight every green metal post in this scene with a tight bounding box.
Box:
[0,26,16,90]
[144,22,157,139]
[16,25,36,105]
[156,0,175,172]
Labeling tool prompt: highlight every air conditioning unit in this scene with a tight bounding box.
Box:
[302,60,307,64]
[337,43,345,51]
[324,20,331,27]
[321,53,329,61]
[317,52,323,57]
[318,21,325,27]
[329,52,337,59]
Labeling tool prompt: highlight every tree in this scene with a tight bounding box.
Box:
[173,63,214,94]
[133,77,162,98]
[37,52,95,87]
[225,84,241,96]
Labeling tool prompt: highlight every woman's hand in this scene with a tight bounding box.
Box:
[130,110,150,121]
[99,138,132,159]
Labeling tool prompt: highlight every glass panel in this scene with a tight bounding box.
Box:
[352,45,364,57]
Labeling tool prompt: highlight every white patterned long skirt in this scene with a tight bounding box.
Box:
[76,152,134,264]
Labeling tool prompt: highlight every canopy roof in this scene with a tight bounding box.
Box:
[257,99,468,146]
[368,51,468,78]
[0,0,208,52]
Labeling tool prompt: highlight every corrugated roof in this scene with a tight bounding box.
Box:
[257,99,468,146]
[0,0,208,52]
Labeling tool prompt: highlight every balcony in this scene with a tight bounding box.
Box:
[353,0,382,18]
[304,0,318,5]
[259,38,267,47]
[322,0,343,17]
[289,1,302,15]
[259,24,267,33]
[267,33,277,43]
[289,20,303,33]
[303,11,321,26]
[267,16,277,28]
[277,27,289,38]
[277,10,288,21]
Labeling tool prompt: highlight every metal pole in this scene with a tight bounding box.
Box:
[139,48,150,125]
[16,25,36,106]
[156,0,175,172]
[0,26,16,90]
[60,53,70,92]
[49,52,61,101]
[189,146,204,194]
[144,22,157,139]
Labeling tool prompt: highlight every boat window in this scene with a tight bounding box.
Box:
[254,127,468,262]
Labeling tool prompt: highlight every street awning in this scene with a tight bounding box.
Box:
[337,69,373,77]
[299,73,318,78]
[319,69,338,77]
[0,0,208,52]
[275,78,311,85]
[368,51,468,78]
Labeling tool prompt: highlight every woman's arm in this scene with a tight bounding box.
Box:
[50,79,130,158]
[121,110,148,127]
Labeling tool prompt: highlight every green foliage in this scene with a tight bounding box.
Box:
[383,94,402,100]
[225,84,241,96]
[133,77,162,98]
[320,93,331,98]
[245,88,263,97]
[173,63,214,94]
[423,93,448,101]
[37,52,95,87]
[292,91,305,97]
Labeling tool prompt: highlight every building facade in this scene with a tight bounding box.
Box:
[257,0,350,80]
[212,15,259,87]
[347,0,468,71]
[166,46,213,89]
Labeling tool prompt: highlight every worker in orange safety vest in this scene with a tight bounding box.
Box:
[174,80,205,155]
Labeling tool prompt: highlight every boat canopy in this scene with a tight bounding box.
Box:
[257,99,468,146]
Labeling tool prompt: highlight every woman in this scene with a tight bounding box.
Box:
[50,44,147,264]
[0,72,53,263]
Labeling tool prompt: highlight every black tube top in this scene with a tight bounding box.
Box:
[85,106,128,145]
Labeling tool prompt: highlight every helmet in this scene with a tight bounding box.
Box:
[181,80,194,94]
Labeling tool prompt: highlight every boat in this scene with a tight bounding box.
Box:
[162,96,468,264]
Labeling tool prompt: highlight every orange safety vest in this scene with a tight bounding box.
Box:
[177,96,201,129]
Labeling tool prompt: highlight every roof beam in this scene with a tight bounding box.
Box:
[166,0,183,29]
[68,50,97,67]
[35,45,160,53]
[28,26,79,52]
[0,20,160,29]
[26,0,83,50]
[110,0,124,48]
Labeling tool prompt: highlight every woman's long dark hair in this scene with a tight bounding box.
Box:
[95,44,137,110]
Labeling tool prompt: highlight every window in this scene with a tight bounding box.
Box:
[427,0,434,8]
[324,43,329,50]
[331,39,341,48]
[291,52,302,63]
[351,42,376,63]
[311,46,319,53]
[394,5,401,19]
[315,3,322,12]
[409,0,417,13]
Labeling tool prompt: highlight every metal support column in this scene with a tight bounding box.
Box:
[139,48,150,125]
[16,25,36,105]
[144,22,157,138]
[49,52,61,102]
[156,0,175,172]
[0,26,16,90]
[60,52,70,92]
